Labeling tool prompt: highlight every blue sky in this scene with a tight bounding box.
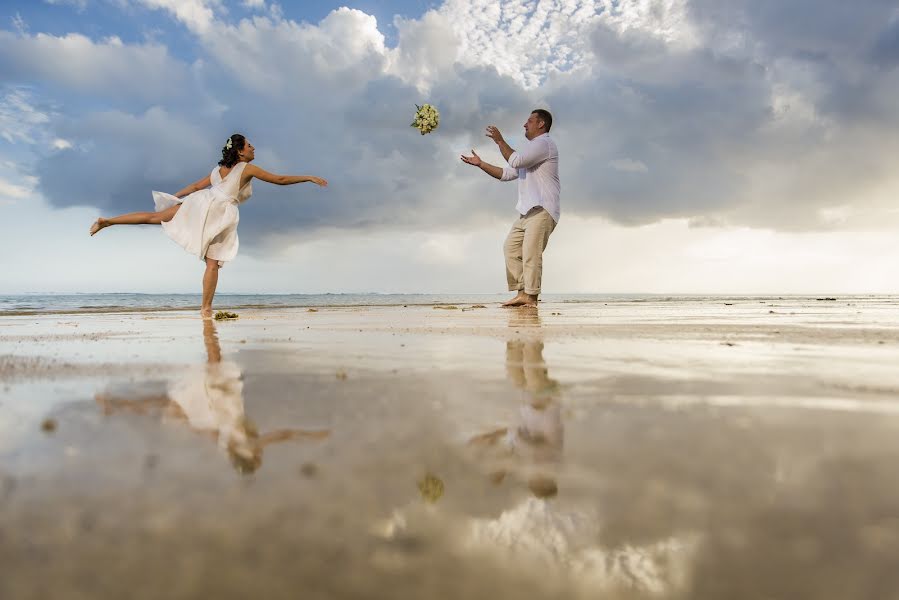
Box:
[2,1,434,47]
[2,0,899,294]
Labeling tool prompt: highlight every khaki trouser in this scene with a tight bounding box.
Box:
[504,206,557,296]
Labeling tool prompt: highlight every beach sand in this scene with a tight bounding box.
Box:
[2,298,899,599]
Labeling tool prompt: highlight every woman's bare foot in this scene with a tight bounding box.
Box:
[200,308,213,320]
[89,218,109,236]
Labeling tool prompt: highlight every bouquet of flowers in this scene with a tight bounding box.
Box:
[411,103,439,135]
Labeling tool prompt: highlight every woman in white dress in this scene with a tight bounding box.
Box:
[89,134,328,318]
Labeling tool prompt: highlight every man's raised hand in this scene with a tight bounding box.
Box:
[460,149,482,167]
[485,125,505,144]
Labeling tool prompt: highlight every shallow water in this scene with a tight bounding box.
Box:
[2,302,899,599]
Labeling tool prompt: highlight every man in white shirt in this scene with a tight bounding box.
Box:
[462,109,560,307]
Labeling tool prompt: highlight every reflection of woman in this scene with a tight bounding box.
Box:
[96,320,329,474]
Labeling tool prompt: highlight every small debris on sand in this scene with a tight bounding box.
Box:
[307,308,318,312]
[214,311,239,320]
[41,418,57,433]
[433,305,459,310]
[418,473,444,503]
[336,370,348,380]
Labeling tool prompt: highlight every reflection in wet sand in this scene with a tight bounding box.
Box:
[371,309,695,596]
[460,309,696,595]
[469,313,562,496]
[95,320,329,474]
[5,301,899,599]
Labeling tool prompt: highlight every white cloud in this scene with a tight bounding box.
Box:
[436,0,603,88]
[0,31,191,103]
[601,0,698,48]
[388,11,461,91]
[11,13,27,35]
[199,9,388,95]
[0,88,50,144]
[44,0,89,10]
[133,0,223,34]
[433,0,699,89]
[242,0,265,8]
[52,138,73,150]
[0,176,31,201]
[609,158,648,173]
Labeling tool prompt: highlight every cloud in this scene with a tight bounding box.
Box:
[133,0,223,34]
[0,176,32,201]
[542,0,899,228]
[0,87,50,144]
[11,13,27,35]
[0,31,192,105]
[44,0,88,10]
[36,107,215,212]
[435,0,602,88]
[609,158,649,173]
[5,0,899,264]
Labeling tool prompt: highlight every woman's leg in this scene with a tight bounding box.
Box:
[90,204,180,236]
[201,257,220,319]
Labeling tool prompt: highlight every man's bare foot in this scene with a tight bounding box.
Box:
[502,293,538,307]
[200,308,213,320]
[89,218,108,236]
[502,292,527,306]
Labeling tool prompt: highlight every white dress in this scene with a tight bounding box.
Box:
[167,361,246,451]
[152,162,253,266]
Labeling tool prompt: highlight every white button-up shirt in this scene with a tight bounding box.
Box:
[500,133,560,222]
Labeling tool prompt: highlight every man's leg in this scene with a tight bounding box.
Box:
[520,209,557,304]
[502,217,527,306]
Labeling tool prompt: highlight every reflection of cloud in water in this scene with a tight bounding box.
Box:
[465,497,695,596]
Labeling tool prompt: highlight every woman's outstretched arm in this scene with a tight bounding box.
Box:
[243,164,328,188]
[174,175,212,199]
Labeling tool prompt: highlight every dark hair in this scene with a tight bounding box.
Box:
[219,133,246,168]
[531,109,552,132]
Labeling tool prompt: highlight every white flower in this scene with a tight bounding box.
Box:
[411,103,440,135]
[225,138,233,150]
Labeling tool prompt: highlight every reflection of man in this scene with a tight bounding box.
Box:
[461,109,560,307]
[96,320,329,474]
[469,335,562,498]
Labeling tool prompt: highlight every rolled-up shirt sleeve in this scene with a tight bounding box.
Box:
[500,166,520,181]
[507,137,550,169]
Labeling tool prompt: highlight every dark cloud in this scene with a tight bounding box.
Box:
[14,1,899,250]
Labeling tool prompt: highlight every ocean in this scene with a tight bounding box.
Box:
[0,292,893,316]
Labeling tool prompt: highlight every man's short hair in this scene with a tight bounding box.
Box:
[532,109,553,132]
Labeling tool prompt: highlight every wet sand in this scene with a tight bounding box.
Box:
[2,299,899,599]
